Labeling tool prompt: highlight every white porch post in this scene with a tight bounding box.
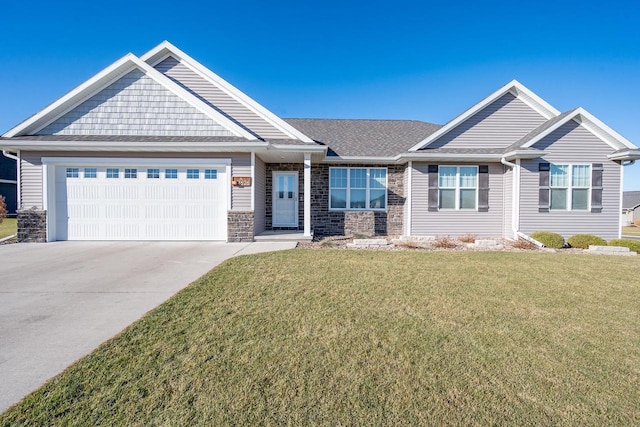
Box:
[304,153,311,237]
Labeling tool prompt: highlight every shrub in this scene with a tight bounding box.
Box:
[432,236,458,249]
[608,239,640,254]
[458,233,477,243]
[510,239,537,250]
[567,234,607,249]
[530,231,565,249]
[0,195,7,224]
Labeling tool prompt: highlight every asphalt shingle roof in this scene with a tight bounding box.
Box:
[283,119,441,157]
[623,191,640,210]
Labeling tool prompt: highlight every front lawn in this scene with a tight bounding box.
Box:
[0,218,16,239]
[623,226,640,237]
[2,250,639,425]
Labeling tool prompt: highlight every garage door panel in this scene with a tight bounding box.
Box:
[55,165,228,241]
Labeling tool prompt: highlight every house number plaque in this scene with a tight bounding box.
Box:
[232,176,251,187]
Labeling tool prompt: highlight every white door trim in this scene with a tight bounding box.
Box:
[272,171,299,227]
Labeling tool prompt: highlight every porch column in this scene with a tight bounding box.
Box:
[304,153,311,237]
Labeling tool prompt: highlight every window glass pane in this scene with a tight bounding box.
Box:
[66,168,79,178]
[350,189,366,208]
[205,169,217,180]
[572,165,590,187]
[331,189,346,209]
[550,165,568,187]
[439,189,455,209]
[550,188,567,209]
[187,169,199,179]
[165,169,177,179]
[439,167,456,188]
[124,168,137,179]
[370,189,386,209]
[106,168,119,179]
[84,168,96,178]
[459,167,477,188]
[147,168,160,179]
[572,189,589,210]
[460,189,476,209]
[369,169,386,189]
[330,168,347,188]
[350,169,366,188]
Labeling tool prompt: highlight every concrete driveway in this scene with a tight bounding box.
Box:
[0,240,296,413]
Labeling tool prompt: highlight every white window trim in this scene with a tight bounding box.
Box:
[550,163,591,211]
[329,167,388,211]
[438,165,479,211]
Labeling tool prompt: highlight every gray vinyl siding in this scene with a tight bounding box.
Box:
[20,153,43,209]
[518,120,621,240]
[254,156,266,234]
[410,162,506,237]
[37,70,234,137]
[502,167,513,238]
[18,151,252,211]
[155,57,291,140]
[427,93,547,149]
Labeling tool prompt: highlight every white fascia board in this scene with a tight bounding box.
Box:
[408,79,561,152]
[400,152,503,161]
[502,149,548,161]
[321,156,401,164]
[3,54,138,137]
[269,144,326,153]
[608,149,640,161]
[0,140,268,152]
[140,41,314,143]
[42,157,232,167]
[521,107,637,151]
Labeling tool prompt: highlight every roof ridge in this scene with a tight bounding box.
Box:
[284,118,441,125]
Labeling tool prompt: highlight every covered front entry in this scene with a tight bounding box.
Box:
[45,158,230,241]
[272,171,299,227]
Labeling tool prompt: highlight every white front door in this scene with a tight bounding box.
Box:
[273,171,298,227]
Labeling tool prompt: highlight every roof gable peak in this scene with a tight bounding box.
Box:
[409,80,560,151]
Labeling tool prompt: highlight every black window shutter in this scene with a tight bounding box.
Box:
[539,162,550,213]
[428,165,439,212]
[591,163,603,213]
[478,165,489,212]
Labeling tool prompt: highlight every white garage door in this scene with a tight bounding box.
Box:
[53,163,228,241]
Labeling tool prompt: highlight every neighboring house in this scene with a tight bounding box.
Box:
[0,153,17,215]
[622,191,640,225]
[1,41,639,242]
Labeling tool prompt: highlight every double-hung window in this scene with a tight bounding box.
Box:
[329,167,387,210]
[438,166,478,210]
[550,164,590,210]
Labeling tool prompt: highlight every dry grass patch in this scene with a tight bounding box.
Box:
[2,251,639,425]
[0,218,17,239]
[431,235,458,249]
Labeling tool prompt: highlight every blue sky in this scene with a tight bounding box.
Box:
[1,0,639,189]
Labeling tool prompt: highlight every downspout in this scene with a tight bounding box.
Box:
[500,157,518,239]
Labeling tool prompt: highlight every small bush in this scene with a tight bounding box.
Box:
[432,236,458,249]
[608,239,640,254]
[458,233,477,243]
[510,239,537,250]
[530,231,565,249]
[0,195,7,224]
[567,234,607,249]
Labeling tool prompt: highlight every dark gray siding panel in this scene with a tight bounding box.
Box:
[518,121,621,240]
[410,162,506,237]
[155,57,291,140]
[38,70,233,137]
[427,93,547,149]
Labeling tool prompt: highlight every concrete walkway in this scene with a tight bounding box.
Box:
[0,241,296,413]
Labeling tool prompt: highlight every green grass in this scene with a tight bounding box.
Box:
[2,250,639,425]
[0,218,16,239]
[622,226,640,237]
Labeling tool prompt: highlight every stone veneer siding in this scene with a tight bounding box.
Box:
[311,164,405,236]
[227,211,254,242]
[17,209,47,242]
[265,163,304,230]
